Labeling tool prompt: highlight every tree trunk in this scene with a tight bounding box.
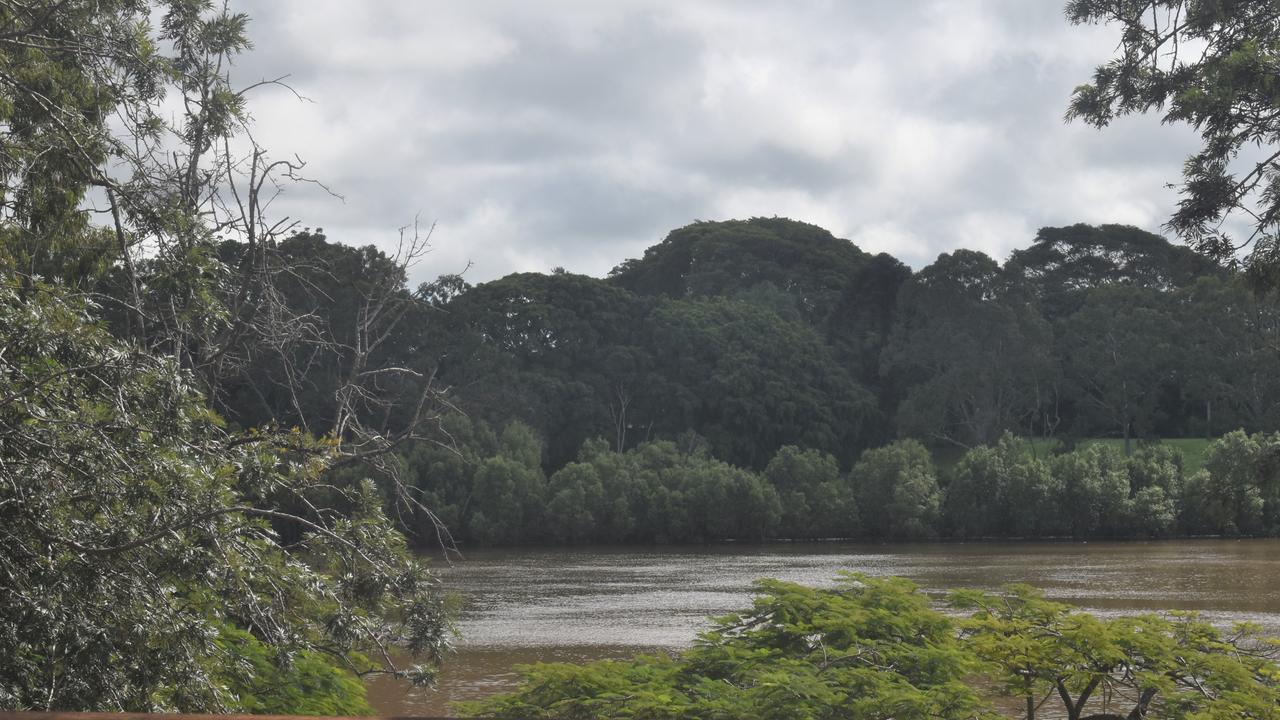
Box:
[1206,399,1212,440]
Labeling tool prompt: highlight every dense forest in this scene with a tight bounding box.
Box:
[204,219,1280,545]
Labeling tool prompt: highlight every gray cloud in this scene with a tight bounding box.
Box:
[229,0,1205,283]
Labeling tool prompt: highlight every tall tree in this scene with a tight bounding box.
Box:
[431,271,653,470]
[1178,276,1280,435]
[1006,224,1218,319]
[1058,285,1179,453]
[884,250,1055,446]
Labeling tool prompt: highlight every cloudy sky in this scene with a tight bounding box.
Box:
[232,0,1203,285]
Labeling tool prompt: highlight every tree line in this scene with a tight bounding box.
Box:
[388,417,1280,545]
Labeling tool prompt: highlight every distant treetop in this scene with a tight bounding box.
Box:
[608,217,870,323]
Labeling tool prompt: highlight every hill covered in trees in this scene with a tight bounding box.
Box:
[420,217,1242,468]
[210,217,1280,545]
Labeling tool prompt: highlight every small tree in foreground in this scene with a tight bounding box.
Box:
[465,575,994,720]
[952,585,1280,720]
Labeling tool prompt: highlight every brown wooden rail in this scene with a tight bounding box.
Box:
[0,714,459,720]
[0,707,460,712]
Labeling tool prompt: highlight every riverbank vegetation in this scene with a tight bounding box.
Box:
[393,424,1280,544]
[466,574,1280,720]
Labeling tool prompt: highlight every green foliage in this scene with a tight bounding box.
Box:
[214,232,431,435]
[884,250,1055,447]
[472,575,1280,720]
[470,426,548,545]
[945,433,1027,538]
[951,584,1280,720]
[423,216,1280,481]
[394,421,1280,547]
[853,439,942,539]
[943,437,1193,539]
[608,217,870,328]
[1183,430,1280,536]
[647,296,876,468]
[0,1,146,270]
[0,1,456,713]
[765,446,858,539]
[1022,437,1212,477]
[1067,1,1280,279]
[465,575,994,720]
[1051,446,1132,538]
[213,626,372,716]
[1059,285,1179,452]
[1006,224,1219,320]
[433,265,877,471]
[0,279,449,711]
[428,270,655,470]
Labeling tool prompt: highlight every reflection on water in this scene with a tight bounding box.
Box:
[366,539,1280,716]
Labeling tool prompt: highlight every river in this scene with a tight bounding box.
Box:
[364,539,1280,716]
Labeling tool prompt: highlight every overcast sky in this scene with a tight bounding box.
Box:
[232,0,1203,285]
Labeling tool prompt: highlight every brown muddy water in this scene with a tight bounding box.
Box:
[365,539,1280,716]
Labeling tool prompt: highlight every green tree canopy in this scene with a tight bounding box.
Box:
[608,217,870,326]
[467,575,992,720]
[0,1,453,711]
[952,583,1280,720]
[884,250,1055,446]
[852,439,942,539]
[1006,224,1219,319]
[647,297,877,468]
